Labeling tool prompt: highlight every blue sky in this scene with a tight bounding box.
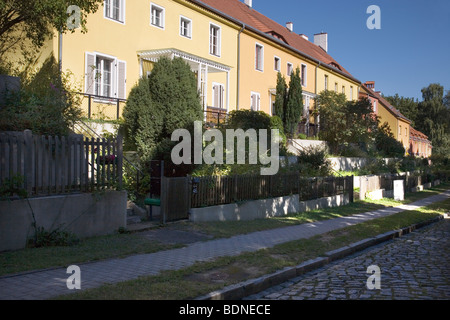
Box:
[251,0,450,101]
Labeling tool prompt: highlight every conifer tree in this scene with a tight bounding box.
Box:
[284,67,303,138]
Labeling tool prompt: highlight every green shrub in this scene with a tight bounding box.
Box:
[28,226,79,248]
[0,56,82,136]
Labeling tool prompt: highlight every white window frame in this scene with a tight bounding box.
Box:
[150,3,165,29]
[179,15,192,39]
[301,63,307,87]
[287,62,293,77]
[335,82,338,93]
[85,52,127,101]
[255,43,264,72]
[350,86,353,99]
[209,23,221,57]
[250,91,261,111]
[373,100,377,113]
[274,56,281,72]
[212,82,225,109]
[104,0,126,24]
[324,75,328,90]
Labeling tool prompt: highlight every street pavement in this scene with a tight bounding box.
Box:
[245,218,450,300]
[0,190,449,300]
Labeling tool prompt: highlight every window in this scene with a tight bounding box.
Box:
[301,64,307,86]
[342,86,345,95]
[255,43,264,71]
[373,100,377,113]
[150,3,164,28]
[95,56,113,97]
[350,86,353,99]
[104,0,125,23]
[399,125,402,136]
[180,16,192,38]
[335,83,338,92]
[209,24,221,56]
[212,83,224,109]
[274,56,280,72]
[85,52,127,99]
[405,127,408,136]
[251,92,260,111]
[324,75,328,90]
[287,63,293,76]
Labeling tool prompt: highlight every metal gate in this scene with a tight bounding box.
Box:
[160,176,191,223]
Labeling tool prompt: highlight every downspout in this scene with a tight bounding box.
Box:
[315,62,322,135]
[236,23,246,110]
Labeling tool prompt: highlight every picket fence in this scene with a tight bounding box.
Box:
[190,173,353,208]
[0,130,123,197]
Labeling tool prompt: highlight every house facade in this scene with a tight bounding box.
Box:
[409,127,432,158]
[9,0,361,127]
[359,81,412,154]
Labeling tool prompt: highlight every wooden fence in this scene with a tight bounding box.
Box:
[0,130,122,197]
[190,173,353,208]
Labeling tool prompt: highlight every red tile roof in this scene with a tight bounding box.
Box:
[361,83,411,123]
[410,127,430,142]
[191,0,359,82]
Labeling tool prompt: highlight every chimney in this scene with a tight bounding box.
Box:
[365,81,375,90]
[299,34,309,40]
[244,0,252,7]
[314,32,328,52]
[286,22,293,32]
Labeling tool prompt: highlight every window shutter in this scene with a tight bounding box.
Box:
[85,52,96,95]
[117,60,127,99]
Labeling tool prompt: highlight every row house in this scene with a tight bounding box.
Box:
[359,81,432,157]
[11,0,361,128]
[359,81,411,152]
[410,127,432,158]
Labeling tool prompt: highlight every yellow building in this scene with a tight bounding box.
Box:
[359,81,411,153]
[7,0,361,129]
[201,0,361,135]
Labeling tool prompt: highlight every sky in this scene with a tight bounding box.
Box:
[250,0,450,101]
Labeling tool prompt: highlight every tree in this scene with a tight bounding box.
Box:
[273,72,287,123]
[284,67,303,138]
[315,90,348,153]
[0,56,82,136]
[416,84,450,156]
[0,0,103,58]
[374,122,405,158]
[316,91,379,154]
[123,57,203,170]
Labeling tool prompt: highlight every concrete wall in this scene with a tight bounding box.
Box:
[189,193,350,222]
[0,190,127,252]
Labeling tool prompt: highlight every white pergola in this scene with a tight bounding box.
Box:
[137,48,232,111]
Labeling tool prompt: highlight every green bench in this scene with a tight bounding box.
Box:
[144,198,161,220]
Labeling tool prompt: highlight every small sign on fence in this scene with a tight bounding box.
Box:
[393,180,404,201]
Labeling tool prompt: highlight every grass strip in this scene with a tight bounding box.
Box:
[55,197,449,300]
[1,183,448,277]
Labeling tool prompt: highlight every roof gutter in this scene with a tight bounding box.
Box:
[188,0,361,85]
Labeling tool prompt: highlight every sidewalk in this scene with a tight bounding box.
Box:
[0,190,449,300]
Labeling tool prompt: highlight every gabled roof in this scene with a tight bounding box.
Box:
[361,83,411,123]
[410,127,431,143]
[190,0,359,83]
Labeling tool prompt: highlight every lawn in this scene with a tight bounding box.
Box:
[0,182,448,277]
[56,196,450,300]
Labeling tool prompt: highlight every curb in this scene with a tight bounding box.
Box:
[195,214,446,300]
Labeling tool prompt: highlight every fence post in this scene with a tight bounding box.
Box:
[116,134,123,190]
[349,176,354,203]
[23,130,33,196]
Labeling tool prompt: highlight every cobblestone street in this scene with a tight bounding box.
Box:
[246,218,450,300]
